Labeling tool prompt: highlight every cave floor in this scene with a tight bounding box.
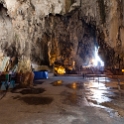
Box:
[0,74,124,124]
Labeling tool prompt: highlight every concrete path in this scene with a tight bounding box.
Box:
[0,75,124,124]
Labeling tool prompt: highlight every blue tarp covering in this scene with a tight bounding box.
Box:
[34,71,48,80]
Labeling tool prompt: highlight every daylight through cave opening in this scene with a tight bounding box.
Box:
[45,12,106,75]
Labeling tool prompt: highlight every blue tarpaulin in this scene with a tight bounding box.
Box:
[34,71,48,80]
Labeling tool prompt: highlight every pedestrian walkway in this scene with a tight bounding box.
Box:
[0,75,124,124]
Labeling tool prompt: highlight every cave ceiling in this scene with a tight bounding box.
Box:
[0,0,124,70]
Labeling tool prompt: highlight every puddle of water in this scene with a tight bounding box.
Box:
[67,92,79,104]
[86,94,124,117]
[17,96,53,105]
[85,86,124,117]
[100,102,124,117]
[85,78,124,117]
[19,88,45,95]
[86,97,121,117]
[84,81,108,90]
[86,98,97,104]
[92,82,106,89]
[107,95,119,100]
[84,79,123,104]
[62,91,87,106]
[51,80,63,86]
[86,89,112,104]
[89,77,111,82]
[85,80,113,104]
[66,82,84,90]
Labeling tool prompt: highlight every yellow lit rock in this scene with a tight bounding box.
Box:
[54,66,66,75]
[122,69,124,73]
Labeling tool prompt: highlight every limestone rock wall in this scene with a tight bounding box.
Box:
[44,12,96,68]
[0,0,124,71]
[80,0,124,67]
[0,3,13,56]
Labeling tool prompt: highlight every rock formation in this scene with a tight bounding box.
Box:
[0,0,124,74]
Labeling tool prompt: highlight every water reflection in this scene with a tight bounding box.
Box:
[62,91,85,106]
[88,89,112,103]
[85,79,114,104]
[85,80,107,90]
[67,92,78,104]
[89,82,106,90]
[85,77,124,116]
[66,82,84,90]
[92,77,111,83]
[72,83,77,89]
[52,80,63,86]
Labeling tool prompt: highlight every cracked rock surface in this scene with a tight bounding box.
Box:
[0,0,124,70]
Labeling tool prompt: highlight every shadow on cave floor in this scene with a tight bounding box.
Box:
[13,96,53,105]
[11,87,45,95]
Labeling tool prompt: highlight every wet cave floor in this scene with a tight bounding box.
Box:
[0,74,124,124]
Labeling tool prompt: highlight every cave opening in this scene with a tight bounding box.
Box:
[45,12,106,75]
[74,22,105,75]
